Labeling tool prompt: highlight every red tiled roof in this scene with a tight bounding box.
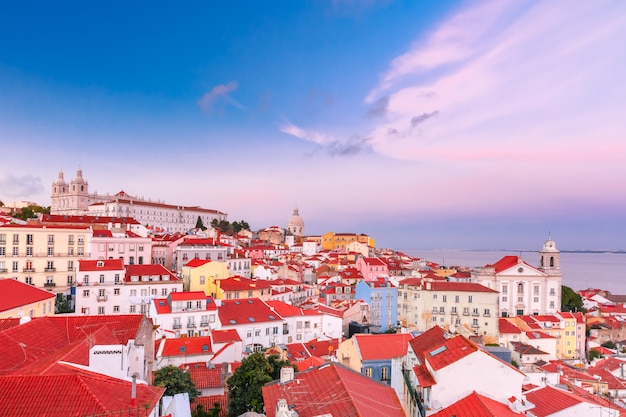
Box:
[193,395,227,417]
[169,291,208,301]
[354,333,413,360]
[0,315,146,376]
[487,255,540,274]
[425,335,478,371]
[428,281,498,293]
[125,264,178,280]
[523,385,584,416]
[499,318,522,334]
[161,336,213,356]
[185,259,212,267]
[183,362,224,389]
[78,259,124,271]
[0,364,163,417]
[0,278,56,313]
[409,326,448,364]
[295,356,325,370]
[262,363,405,417]
[218,298,283,325]
[413,364,437,388]
[430,391,522,417]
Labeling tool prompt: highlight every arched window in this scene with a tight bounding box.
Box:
[550,256,554,267]
[517,283,524,294]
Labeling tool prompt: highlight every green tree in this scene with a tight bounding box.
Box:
[226,353,295,416]
[154,365,200,402]
[602,340,617,350]
[55,293,73,313]
[588,349,603,361]
[195,216,207,231]
[561,285,586,312]
[211,218,219,228]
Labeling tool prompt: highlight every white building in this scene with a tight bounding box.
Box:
[151,291,220,338]
[75,260,182,316]
[266,300,343,343]
[474,236,562,317]
[51,168,227,233]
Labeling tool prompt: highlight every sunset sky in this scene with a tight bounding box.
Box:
[1,1,625,251]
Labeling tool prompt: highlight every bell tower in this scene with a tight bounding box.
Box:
[539,234,560,272]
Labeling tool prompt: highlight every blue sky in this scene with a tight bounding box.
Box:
[1,1,625,251]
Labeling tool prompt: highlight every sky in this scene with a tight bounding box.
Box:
[1,0,625,251]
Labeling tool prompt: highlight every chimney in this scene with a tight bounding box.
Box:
[131,374,137,407]
[280,367,295,383]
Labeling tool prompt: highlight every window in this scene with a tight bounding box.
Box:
[12,234,18,244]
[381,367,390,381]
[364,368,373,378]
[549,288,556,296]
[68,235,74,244]
[130,305,136,313]
[25,276,32,285]
[472,318,479,327]
[47,235,54,244]
[502,285,508,294]
[46,261,54,271]
[99,274,105,284]
[451,306,457,315]
[0,247,5,256]
[118,244,124,253]
[200,275,205,285]
[463,307,470,316]
[468,296,473,303]
[161,288,167,296]
[533,285,539,295]
[432,294,437,299]
[108,244,114,252]
[77,247,84,256]
[130,289,137,296]
[98,306,105,315]
[0,234,5,243]
[113,305,120,312]
[484,309,490,316]
[114,288,120,295]
[83,290,90,297]
[26,247,33,256]
[47,247,54,256]
[67,275,73,285]
[517,283,524,294]
[68,260,74,271]
[442,295,447,302]
[12,247,18,256]
[12,261,18,272]
[549,301,555,308]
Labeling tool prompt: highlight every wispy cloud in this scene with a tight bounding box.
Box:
[197,81,245,114]
[279,122,372,156]
[0,173,44,200]
[364,0,626,165]
[364,95,389,119]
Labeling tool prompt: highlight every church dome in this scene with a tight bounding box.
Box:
[287,208,305,236]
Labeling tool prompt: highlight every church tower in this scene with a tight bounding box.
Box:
[50,168,89,215]
[539,234,561,272]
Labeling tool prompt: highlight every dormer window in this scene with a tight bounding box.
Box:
[97,261,104,267]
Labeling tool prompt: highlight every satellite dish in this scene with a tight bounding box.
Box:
[449,324,456,333]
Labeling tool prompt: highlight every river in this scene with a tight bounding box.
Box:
[403,249,626,294]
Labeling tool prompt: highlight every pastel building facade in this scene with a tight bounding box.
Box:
[474,237,562,317]
[75,261,182,316]
[355,277,398,333]
[0,278,56,318]
[0,223,91,292]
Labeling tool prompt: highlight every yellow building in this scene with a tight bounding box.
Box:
[507,313,582,360]
[181,259,230,295]
[0,223,92,292]
[321,232,375,251]
[0,278,56,318]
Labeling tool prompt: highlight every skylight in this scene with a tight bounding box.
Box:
[202,345,209,351]
[230,319,236,324]
[179,346,186,352]
[248,317,255,322]
[268,315,275,320]
[429,346,448,357]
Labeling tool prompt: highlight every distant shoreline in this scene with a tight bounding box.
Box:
[400,248,626,254]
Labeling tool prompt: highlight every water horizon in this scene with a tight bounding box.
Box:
[402,248,626,294]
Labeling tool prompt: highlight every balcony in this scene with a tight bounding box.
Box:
[483,313,490,317]
[187,323,196,329]
[463,311,470,316]
[45,268,56,272]
[44,282,56,287]
[472,312,479,317]
[23,268,35,272]
[471,323,479,328]
[451,310,458,315]
[200,322,209,328]
[172,324,182,329]
[97,295,108,302]
[0,268,7,273]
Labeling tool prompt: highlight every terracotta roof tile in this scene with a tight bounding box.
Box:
[0,279,56,313]
[262,363,405,417]
[430,391,522,417]
[354,333,413,360]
